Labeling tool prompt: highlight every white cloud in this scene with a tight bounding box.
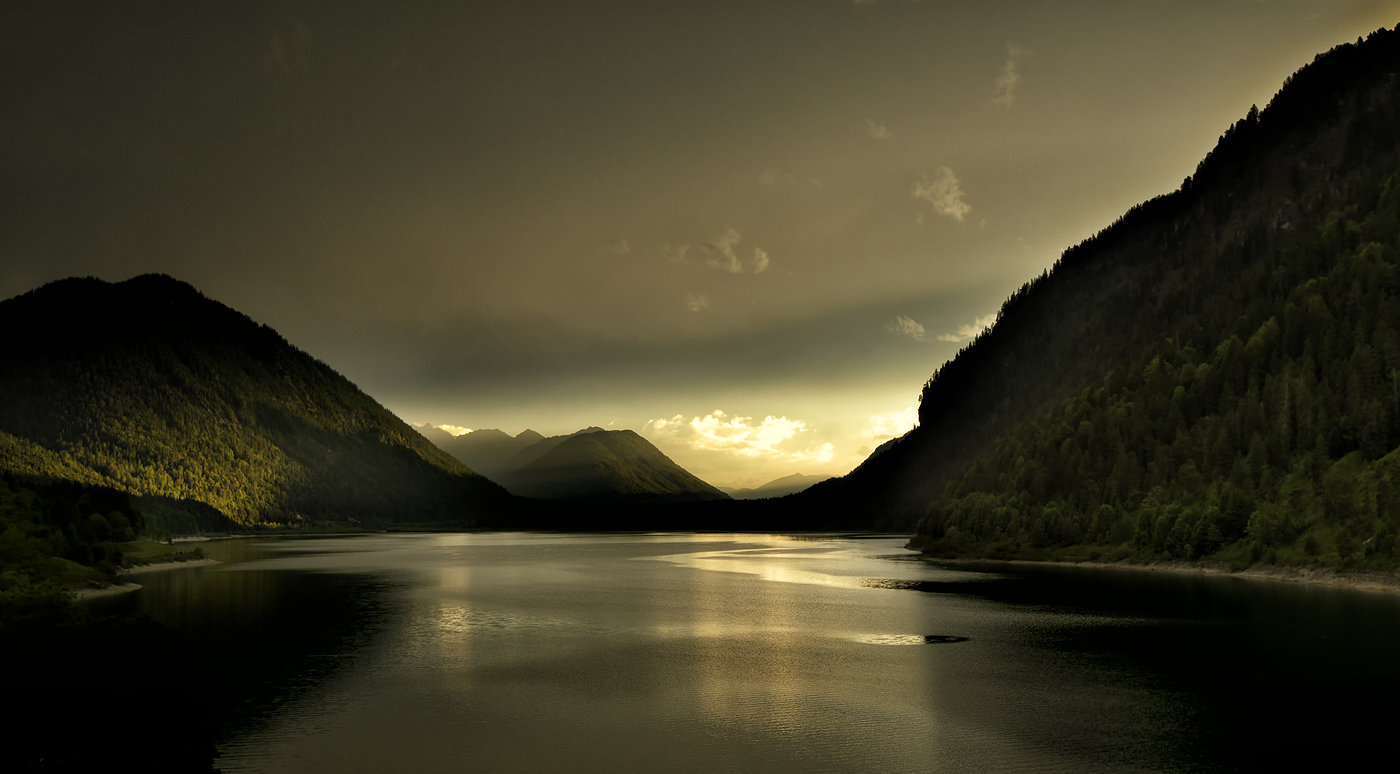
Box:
[992,44,1031,108]
[866,118,893,140]
[687,293,710,312]
[861,407,918,441]
[887,315,928,341]
[856,407,918,454]
[438,424,472,436]
[645,410,833,463]
[603,237,630,256]
[936,313,996,342]
[699,228,771,274]
[912,167,971,222]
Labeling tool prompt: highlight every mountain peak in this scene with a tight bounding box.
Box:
[0,275,509,527]
[502,429,727,504]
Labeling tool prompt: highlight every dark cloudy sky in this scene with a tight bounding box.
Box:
[5,1,1398,486]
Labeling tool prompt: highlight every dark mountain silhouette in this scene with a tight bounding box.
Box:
[0,274,511,528]
[722,473,831,500]
[788,27,1400,572]
[500,429,729,503]
[508,427,605,470]
[436,428,546,480]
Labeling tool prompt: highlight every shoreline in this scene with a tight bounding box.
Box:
[921,554,1400,594]
[123,558,222,574]
[69,558,222,601]
[71,582,143,600]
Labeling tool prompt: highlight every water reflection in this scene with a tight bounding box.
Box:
[854,634,971,645]
[107,533,1400,772]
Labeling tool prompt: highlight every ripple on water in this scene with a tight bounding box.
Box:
[853,634,971,645]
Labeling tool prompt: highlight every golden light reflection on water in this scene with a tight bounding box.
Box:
[647,547,871,590]
[146,533,1284,773]
[437,566,470,590]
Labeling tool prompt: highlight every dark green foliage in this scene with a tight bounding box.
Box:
[0,274,511,527]
[804,28,1400,548]
[895,29,1400,569]
[0,474,142,584]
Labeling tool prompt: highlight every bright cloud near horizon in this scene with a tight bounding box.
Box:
[4,2,1398,489]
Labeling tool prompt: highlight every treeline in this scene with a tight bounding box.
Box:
[1,474,143,584]
[0,475,220,772]
[914,157,1400,568]
[805,28,1400,535]
[0,274,511,527]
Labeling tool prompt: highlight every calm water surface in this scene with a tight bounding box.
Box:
[104,533,1400,772]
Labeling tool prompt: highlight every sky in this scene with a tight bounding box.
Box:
[4,1,1399,488]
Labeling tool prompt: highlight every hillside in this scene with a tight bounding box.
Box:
[500,430,730,504]
[507,427,605,470]
[800,28,1400,570]
[0,275,510,527]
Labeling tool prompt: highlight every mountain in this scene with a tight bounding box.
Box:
[508,427,604,470]
[797,27,1400,570]
[436,428,546,480]
[414,423,457,447]
[0,274,511,528]
[500,429,730,503]
[722,473,831,500]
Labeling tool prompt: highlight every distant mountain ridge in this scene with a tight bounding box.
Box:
[0,274,510,527]
[721,473,831,500]
[435,427,547,480]
[499,429,729,504]
[432,427,605,481]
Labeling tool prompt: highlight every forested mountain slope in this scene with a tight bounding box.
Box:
[801,28,1400,563]
[0,275,510,526]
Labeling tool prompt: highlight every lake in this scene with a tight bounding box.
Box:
[98,533,1400,772]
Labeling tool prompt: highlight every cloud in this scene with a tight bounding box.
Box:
[751,247,770,274]
[992,44,1031,108]
[936,313,996,342]
[856,406,918,454]
[865,119,893,140]
[645,410,833,463]
[912,167,971,222]
[663,244,690,264]
[687,293,710,312]
[702,228,744,273]
[699,228,771,274]
[420,423,471,436]
[887,315,928,341]
[861,407,918,440]
[603,237,630,256]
